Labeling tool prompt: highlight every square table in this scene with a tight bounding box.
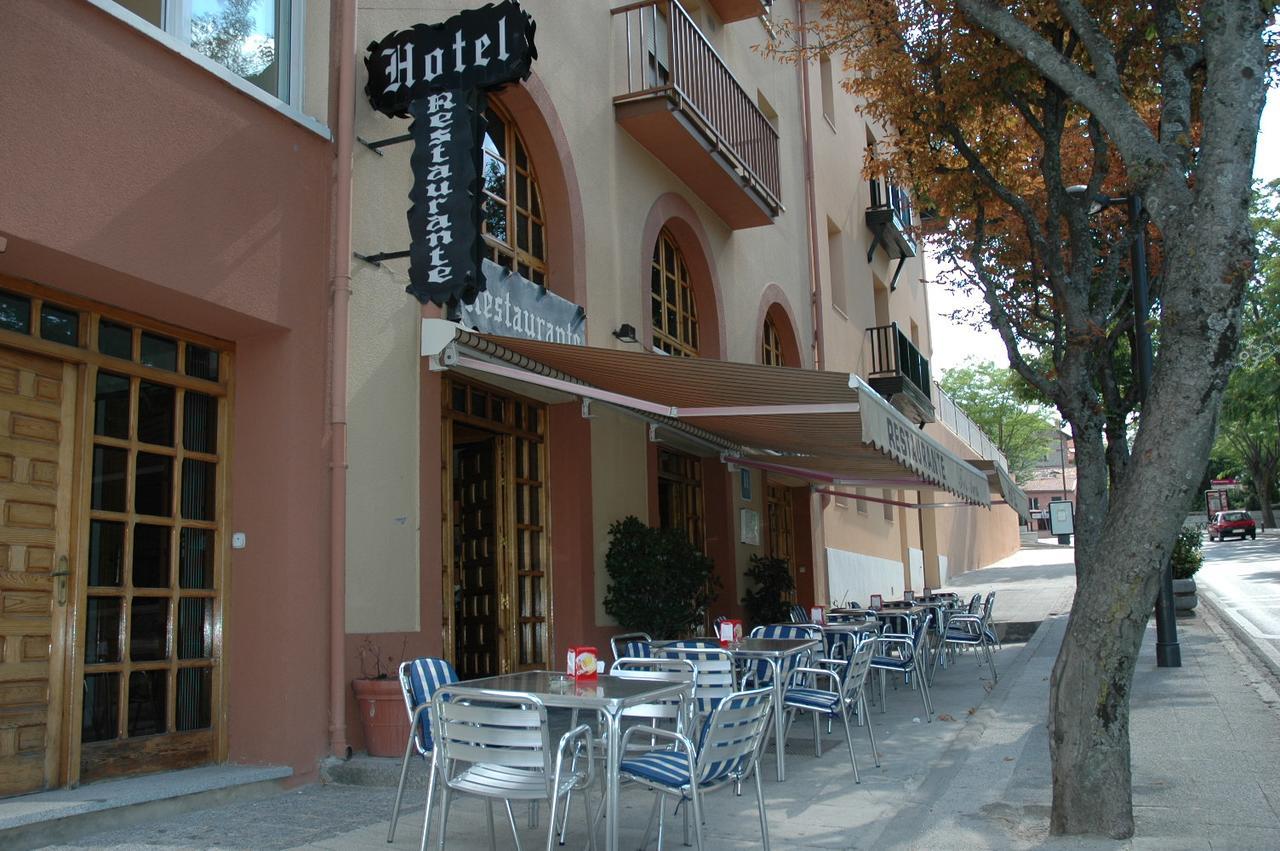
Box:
[441,670,691,851]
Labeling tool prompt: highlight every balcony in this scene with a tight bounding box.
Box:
[865,177,917,289]
[866,323,935,424]
[612,1,782,229]
[706,0,772,23]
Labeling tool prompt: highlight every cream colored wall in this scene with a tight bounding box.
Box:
[342,0,1020,635]
[301,0,332,123]
[590,408,651,626]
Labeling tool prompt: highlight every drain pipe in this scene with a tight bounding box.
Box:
[328,0,357,759]
[796,0,824,370]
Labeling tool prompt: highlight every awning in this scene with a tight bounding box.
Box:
[422,320,992,507]
[969,459,1031,522]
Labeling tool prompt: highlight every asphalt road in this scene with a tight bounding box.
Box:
[1196,528,1280,670]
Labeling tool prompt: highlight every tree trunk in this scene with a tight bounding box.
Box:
[1258,472,1275,530]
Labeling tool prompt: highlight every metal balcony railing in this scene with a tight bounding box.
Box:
[934,385,1009,471]
[869,176,914,229]
[867,322,931,401]
[612,0,782,210]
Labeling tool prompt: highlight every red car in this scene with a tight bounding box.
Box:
[1208,510,1256,541]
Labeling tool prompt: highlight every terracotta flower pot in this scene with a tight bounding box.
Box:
[352,677,410,757]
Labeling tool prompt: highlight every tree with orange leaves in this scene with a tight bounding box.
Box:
[776,0,1274,839]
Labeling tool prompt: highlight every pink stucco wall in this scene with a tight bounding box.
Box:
[0,0,335,781]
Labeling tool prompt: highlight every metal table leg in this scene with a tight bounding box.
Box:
[605,709,622,851]
[770,657,787,781]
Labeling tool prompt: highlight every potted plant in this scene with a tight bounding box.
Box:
[602,516,720,638]
[1171,526,1204,612]
[351,636,410,757]
[741,554,795,628]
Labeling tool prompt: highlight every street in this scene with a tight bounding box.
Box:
[1196,529,1280,672]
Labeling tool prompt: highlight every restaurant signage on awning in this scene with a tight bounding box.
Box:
[364,1,537,307]
[455,261,586,344]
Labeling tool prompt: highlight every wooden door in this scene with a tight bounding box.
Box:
[766,482,796,596]
[453,438,500,679]
[0,346,75,795]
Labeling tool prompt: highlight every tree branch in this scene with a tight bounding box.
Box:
[955,0,1174,182]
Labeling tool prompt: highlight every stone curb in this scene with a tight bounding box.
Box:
[1197,586,1280,683]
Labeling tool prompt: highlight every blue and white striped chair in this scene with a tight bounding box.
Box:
[783,635,879,782]
[656,645,738,718]
[743,623,823,690]
[613,686,775,850]
[939,591,999,682]
[609,631,653,663]
[870,612,934,721]
[789,604,811,624]
[388,657,458,842]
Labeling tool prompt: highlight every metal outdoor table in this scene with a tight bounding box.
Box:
[726,636,820,782]
[441,670,692,851]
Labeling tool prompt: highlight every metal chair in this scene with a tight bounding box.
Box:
[613,686,775,851]
[938,590,999,682]
[788,604,811,624]
[388,657,458,842]
[870,612,934,720]
[743,624,822,690]
[557,657,697,845]
[425,690,595,851]
[609,631,653,663]
[783,635,879,781]
[655,645,738,718]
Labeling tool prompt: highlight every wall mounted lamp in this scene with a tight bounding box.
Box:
[612,323,639,344]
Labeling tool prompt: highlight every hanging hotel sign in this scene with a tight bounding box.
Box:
[406,91,485,305]
[455,261,585,344]
[364,1,537,306]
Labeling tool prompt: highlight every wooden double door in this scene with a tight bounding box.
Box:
[0,282,230,796]
[445,378,550,680]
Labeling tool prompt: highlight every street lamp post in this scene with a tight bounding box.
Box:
[1068,187,1182,668]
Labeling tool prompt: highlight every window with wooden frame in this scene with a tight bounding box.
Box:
[761,315,784,366]
[651,230,699,357]
[657,448,704,549]
[481,99,548,286]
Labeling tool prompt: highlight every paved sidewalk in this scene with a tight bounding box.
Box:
[33,545,1280,849]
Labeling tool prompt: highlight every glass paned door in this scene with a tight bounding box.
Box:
[444,378,550,677]
[79,322,226,782]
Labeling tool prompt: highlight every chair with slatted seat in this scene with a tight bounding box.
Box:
[788,604,811,624]
[609,631,653,663]
[611,686,775,851]
[742,623,823,691]
[388,657,459,842]
[655,645,738,719]
[870,612,934,720]
[782,635,879,781]
[555,657,696,845]
[938,591,999,682]
[426,690,595,851]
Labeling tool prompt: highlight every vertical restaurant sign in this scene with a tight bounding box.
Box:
[364,1,537,307]
[406,91,484,306]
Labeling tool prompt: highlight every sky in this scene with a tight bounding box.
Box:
[928,87,1280,374]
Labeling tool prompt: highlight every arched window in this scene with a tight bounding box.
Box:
[481,100,548,285]
[651,229,699,357]
[761,315,784,366]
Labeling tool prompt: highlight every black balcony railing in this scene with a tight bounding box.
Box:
[613,0,782,212]
[867,322,931,404]
[869,177,913,230]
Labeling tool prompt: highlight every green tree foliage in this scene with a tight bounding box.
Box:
[939,359,1056,481]
[1214,182,1280,527]
[740,555,795,628]
[602,517,719,639]
[1169,527,1203,581]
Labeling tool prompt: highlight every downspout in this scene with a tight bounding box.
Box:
[329,0,357,759]
[797,0,824,370]
[796,0,829,603]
